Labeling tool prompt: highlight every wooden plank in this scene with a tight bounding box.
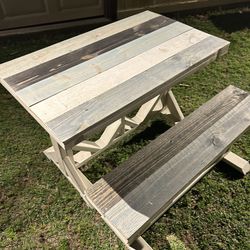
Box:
[86,86,250,243]
[5,16,174,92]
[0,11,159,79]
[17,21,192,106]
[31,29,210,123]
[222,151,250,175]
[46,36,229,149]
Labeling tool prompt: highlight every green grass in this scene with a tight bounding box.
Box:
[0,7,250,250]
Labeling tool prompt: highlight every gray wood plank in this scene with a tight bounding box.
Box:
[5,16,173,91]
[17,21,191,106]
[86,85,250,243]
[46,36,229,149]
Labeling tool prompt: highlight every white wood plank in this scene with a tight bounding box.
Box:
[0,11,159,79]
[17,22,192,106]
[31,29,210,123]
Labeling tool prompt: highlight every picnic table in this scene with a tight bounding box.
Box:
[1,11,249,250]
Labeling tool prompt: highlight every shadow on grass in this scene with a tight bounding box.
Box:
[124,119,171,146]
[210,10,250,33]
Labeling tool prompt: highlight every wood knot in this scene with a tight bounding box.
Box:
[211,134,222,147]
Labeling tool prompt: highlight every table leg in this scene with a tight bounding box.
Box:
[47,136,93,207]
[156,89,184,123]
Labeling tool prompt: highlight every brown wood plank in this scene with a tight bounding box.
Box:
[5,15,174,91]
[86,85,250,243]
[46,35,229,149]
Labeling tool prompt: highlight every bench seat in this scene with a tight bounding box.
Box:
[86,85,250,245]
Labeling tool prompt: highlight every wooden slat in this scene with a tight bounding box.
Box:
[86,85,250,243]
[0,11,159,79]
[5,16,174,92]
[31,29,210,123]
[46,36,229,148]
[17,21,192,106]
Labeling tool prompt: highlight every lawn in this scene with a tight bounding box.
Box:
[0,6,249,250]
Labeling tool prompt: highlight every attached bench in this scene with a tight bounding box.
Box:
[86,85,250,249]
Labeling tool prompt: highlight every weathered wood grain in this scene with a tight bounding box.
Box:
[46,36,229,148]
[31,29,210,123]
[17,21,191,106]
[6,16,174,91]
[0,11,159,79]
[86,85,250,243]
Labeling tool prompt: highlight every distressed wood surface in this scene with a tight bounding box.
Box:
[6,16,173,92]
[86,85,250,244]
[0,11,230,149]
[31,29,209,123]
[46,36,229,148]
[18,21,191,106]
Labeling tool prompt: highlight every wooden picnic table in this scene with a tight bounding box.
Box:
[0,11,229,149]
[1,11,243,250]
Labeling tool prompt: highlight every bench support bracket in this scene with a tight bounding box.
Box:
[222,151,250,175]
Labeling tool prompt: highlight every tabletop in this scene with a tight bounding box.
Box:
[0,11,229,149]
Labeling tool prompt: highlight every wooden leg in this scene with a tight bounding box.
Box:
[158,89,184,123]
[47,137,93,207]
[49,136,68,176]
[127,237,153,250]
[222,151,250,175]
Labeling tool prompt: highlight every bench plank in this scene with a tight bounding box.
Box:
[46,36,229,148]
[86,85,250,244]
